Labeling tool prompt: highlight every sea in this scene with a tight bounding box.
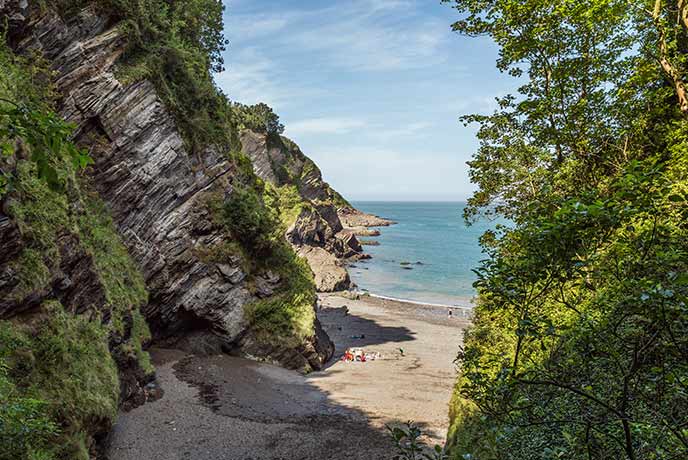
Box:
[349,201,499,308]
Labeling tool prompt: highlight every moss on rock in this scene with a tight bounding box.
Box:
[0,32,152,459]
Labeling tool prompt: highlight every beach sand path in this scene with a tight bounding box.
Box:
[106,294,468,460]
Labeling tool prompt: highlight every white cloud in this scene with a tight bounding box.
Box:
[372,122,432,142]
[285,117,367,136]
[305,146,469,201]
[215,47,322,109]
[286,7,448,72]
[224,0,448,73]
[215,48,282,106]
[228,16,288,41]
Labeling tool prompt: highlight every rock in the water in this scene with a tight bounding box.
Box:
[338,208,396,228]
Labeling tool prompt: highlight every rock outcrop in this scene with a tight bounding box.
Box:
[338,207,396,229]
[2,2,332,371]
[240,131,390,292]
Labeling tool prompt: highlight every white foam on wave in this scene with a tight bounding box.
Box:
[366,292,474,311]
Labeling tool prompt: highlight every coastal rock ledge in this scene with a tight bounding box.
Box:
[240,131,394,293]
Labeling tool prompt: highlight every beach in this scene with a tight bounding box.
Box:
[106,293,469,460]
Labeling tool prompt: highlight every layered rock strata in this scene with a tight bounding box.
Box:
[2,2,333,371]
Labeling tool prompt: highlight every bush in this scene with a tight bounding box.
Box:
[0,360,58,460]
[0,302,120,460]
[222,185,280,258]
[243,245,316,348]
[232,102,285,136]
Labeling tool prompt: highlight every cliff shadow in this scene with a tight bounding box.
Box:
[316,306,416,368]
[104,349,443,460]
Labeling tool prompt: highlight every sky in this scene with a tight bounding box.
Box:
[216,0,516,202]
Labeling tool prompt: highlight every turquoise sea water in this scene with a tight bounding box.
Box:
[349,202,497,307]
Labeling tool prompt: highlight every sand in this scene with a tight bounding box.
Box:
[105,294,469,460]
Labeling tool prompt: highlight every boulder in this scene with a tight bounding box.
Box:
[298,246,351,292]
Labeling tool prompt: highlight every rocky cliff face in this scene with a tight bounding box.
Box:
[240,131,392,292]
[2,2,333,371]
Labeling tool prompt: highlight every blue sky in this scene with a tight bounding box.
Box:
[216,0,516,201]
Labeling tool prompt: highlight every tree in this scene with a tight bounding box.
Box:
[232,102,285,136]
[169,0,228,73]
[443,1,688,459]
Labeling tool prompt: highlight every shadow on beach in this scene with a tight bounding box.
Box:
[105,294,465,460]
[106,348,417,460]
[317,306,416,368]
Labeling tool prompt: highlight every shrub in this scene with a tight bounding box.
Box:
[232,102,285,136]
[222,185,280,258]
[0,360,58,460]
[0,302,119,459]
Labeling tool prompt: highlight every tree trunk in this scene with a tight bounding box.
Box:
[654,0,688,115]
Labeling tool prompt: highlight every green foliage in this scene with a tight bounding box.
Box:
[7,159,71,264]
[232,102,285,136]
[0,302,119,460]
[267,183,309,227]
[243,244,316,349]
[78,192,148,330]
[0,38,91,197]
[218,183,317,346]
[444,1,688,459]
[207,164,317,351]
[0,360,58,460]
[222,185,281,258]
[46,0,232,155]
[0,33,152,458]
[0,101,92,191]
[388,422,448,460]
[8,248,51,303]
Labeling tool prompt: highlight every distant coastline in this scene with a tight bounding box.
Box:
[346,201,492,307]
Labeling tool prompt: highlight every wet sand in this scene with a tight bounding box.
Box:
[106,294,469,460]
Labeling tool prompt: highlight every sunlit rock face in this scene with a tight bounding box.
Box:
[240,130,388,292]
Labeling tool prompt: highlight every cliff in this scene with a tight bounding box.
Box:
[3,1,338,367]
[0,2,337,456]
[0,1,400,456]
[240,131,393,292]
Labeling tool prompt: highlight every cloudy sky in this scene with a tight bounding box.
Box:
[217,0,515,201]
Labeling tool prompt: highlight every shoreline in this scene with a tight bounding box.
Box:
[345,206,476,314]
[363,292,474,311]
[320,291,474,323]
[107,293,468,459]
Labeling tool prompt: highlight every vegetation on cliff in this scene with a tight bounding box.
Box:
[205,151,318,352]
[444,1,688,459]
[0,35,151,460]
[46,0,232,155]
